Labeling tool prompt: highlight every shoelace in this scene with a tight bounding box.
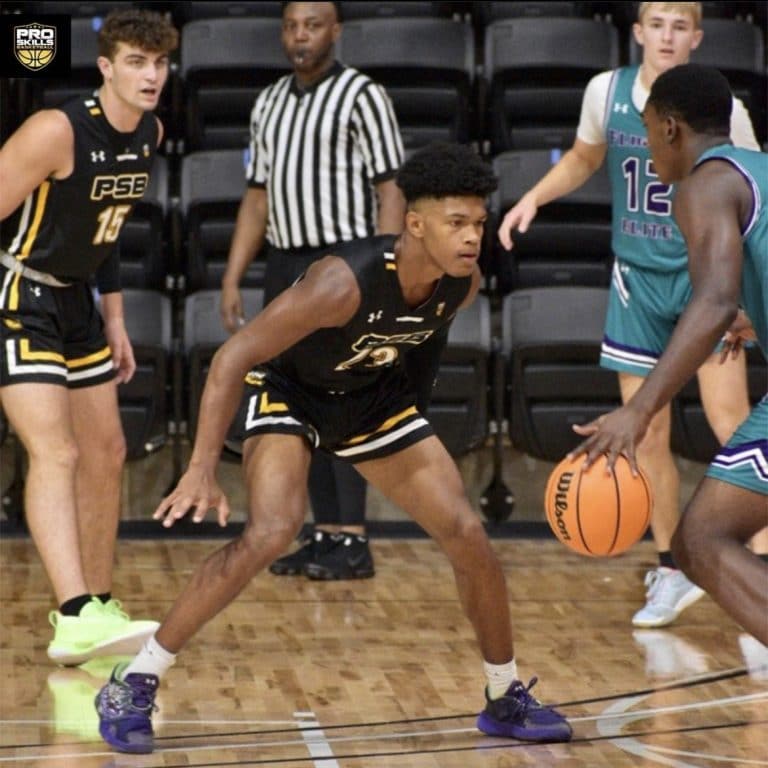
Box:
[644,569,681,607]
[102,599,130,620]
[105,677,157,715]
[644,569,663,600]
[128,677,159,714]
[507,676,542,712]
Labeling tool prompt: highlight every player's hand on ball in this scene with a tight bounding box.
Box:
[154,465,230,528]
[569,405,650,476]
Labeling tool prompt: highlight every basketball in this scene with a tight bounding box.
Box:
[17,48,54,68]
[544,454,652,557]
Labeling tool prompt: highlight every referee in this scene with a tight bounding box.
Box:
[220,1,405,580]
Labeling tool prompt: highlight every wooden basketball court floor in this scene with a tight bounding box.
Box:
[1,535,766,768]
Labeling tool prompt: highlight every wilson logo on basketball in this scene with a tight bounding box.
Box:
[553,471,573,541]
[14,22,56,71]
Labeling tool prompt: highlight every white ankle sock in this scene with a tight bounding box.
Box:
[484,659,518,700]
[122,635,176,680]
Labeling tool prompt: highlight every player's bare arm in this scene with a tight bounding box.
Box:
[570,162,746,472]
[497,139,606,250]
[153,256,361,527]
[0,110,73,220]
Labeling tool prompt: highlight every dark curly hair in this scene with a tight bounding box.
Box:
[648,63,732,136]
[396,142,498,205]
[98,9,178,60]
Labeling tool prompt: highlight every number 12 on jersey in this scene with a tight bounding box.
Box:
[621,157,672,215]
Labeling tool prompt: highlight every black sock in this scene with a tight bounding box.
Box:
[96,592,112,604]
[60,594,93,616]
[658,551,676,569]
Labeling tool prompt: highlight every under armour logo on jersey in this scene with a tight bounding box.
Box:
[613,103,629,114]
[436,302,446,317]
[29,285,41,297]
[91,150,106,162]
[368,310,383,323]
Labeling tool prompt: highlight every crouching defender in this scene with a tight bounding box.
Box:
[95,143,572,753]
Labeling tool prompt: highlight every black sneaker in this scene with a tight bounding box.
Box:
[304,534,375,580]
[269,529,334,576]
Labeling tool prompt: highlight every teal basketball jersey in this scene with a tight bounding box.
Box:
[604,66,685,271]
[694,144,768,355]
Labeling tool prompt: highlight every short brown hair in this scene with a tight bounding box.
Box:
[637,2,702,28]
[98,8,178,60]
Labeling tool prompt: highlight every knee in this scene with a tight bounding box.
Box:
[97,428,127,469]
[26,435,79,474]
[241,503,305,562]
[671,509,710,581]
[440,511,493,567]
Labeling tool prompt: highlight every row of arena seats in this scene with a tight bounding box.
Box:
[7,1,768,32]
[82,148,612,296]
[4,9,767,151]
[3,285,762,472]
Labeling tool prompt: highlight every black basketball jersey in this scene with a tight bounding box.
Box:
[0,94,157,281]
[271,235,472,393]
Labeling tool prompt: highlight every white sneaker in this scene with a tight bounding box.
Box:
[632,567,706,628]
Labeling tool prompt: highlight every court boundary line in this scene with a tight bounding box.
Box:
[0,665,750,752]
[1,719,763,767]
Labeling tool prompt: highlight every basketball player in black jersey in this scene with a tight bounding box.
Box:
[0,10,177,665]
[95,143,572,754]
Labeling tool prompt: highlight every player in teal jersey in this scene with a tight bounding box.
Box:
[570,63,768,646]
[497,1,766,628]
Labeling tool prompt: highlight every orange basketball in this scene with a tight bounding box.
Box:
[544,454,652,557]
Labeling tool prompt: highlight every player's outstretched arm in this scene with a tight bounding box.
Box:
[496,140,606,250]
[154,256,361,528]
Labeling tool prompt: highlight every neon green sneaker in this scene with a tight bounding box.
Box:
[47,657,122,737]
[47,598,159,666]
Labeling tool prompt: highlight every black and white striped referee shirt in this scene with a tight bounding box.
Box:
[246,61,404,250]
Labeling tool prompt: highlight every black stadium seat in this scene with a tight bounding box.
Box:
[119,289,173,460]
[484,17,619,152]
[178,149,266,292]
[429,295,492,457]
[501,286,621,461]
[182,288,264,456]
[490,149,612,293]
[119,155,172,290]
[337,17,475,149]
[179,17,288,151]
